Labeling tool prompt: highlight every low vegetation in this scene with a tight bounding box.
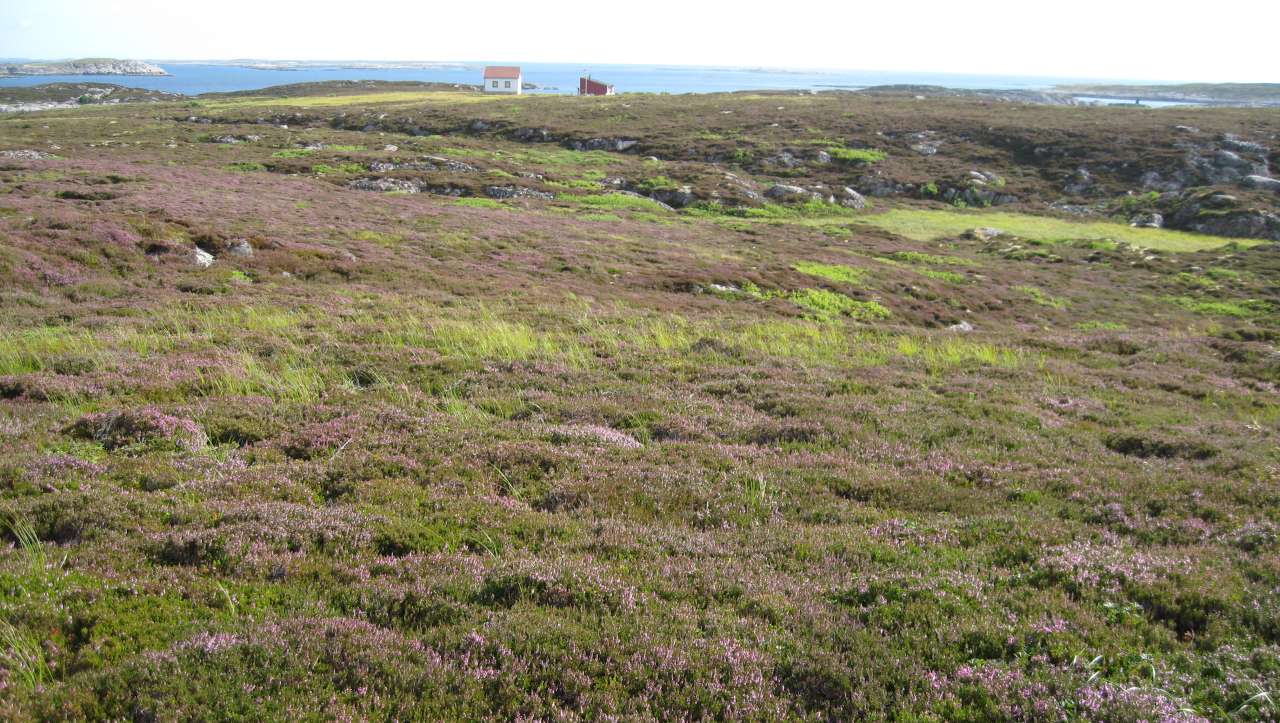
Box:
[0,81,1276,720]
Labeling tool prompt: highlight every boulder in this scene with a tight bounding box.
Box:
[484,185,555,200]
[650,186,696,208]
[948,320,975,332]
[1243,175,1280,193]
[0,149,55,160]
[226,239,254,258]
[347,178,419,193]
[840,187,867,209]
[510,127,551,142]
[1222,134,1268,155]
[965,227,1005,241]
[1214,149,1253,170]
[1065,167,1094,195]
[1129,213,1164,229]
[764,184,816,202]
[766,151,803,168]
[193,247,214,268]
[813,150,832,165]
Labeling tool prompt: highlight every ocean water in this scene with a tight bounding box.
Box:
[0,62,1146,97]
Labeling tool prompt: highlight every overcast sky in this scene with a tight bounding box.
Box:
[3,0,1276,83]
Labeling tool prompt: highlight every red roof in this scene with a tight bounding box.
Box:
[484,66,521,79]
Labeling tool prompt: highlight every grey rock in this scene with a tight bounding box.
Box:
[1174,125,1200,134]
[347,178,419,193]
[840,187,867,209]
[813,150,832,165]
[1222,134,1268,154]
[764,184,814,201]
[767,151,803,168]
[193,247,214,268]
[948,320,975,332]
[382,144,399,152]
[1214,149,1253,170]
[423,156,477,173]
[966,227,1005,241]
[1129,213,1164,229]
[1065,167,1095,194]
[1243,175,1280,193]
[0,149,55,160]
[911,143,939,156]
[650,185,696,208]
[226,239,254,258]
[484,185,554,200]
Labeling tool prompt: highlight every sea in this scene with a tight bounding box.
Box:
[0,61,1185,104]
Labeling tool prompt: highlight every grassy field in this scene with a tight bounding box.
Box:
[0,85,1277,721]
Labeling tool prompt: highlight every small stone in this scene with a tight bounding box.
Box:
[966,227,1004,241]
[948,320,975,332]
[193,247,214,268]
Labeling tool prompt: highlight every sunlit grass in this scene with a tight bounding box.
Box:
[857,208,1259,252]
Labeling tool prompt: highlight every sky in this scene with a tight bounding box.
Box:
[2,0,1277,83]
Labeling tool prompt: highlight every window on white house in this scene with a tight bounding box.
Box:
[505,81,511,88]
[492,80,499,88]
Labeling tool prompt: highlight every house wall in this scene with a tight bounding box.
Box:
[484,75,522,94]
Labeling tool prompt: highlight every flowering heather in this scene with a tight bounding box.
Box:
[0,82,1278,720]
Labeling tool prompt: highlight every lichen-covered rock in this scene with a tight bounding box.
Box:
[484,185,554,200]
[649,186,695,208]
[1129,213,1164,228]
[1243,175,1280,193]
[0,149,56,160]
[66,407,206,451]
[347,178,419,193]
[764,184,818,202]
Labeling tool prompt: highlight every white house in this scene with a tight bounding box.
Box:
[483,66,522,94]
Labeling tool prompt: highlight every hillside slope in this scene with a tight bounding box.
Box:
[0,86,1277,720]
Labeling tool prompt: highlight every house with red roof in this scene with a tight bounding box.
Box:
[483,66,522,95]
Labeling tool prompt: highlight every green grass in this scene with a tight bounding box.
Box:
[792,261,868,286]
[886,250,978,268]
[829,147,887,165]
[577,194,669,212]
[1166,296,1273,317]
[271,149,313,158]
[858,208,1260,252]
[1017,285,1069,309]
[788,288,891,321]
[1075,320,1128,331]
[916,269,967,284]
[454,198,504,209]
[312,162,366,175]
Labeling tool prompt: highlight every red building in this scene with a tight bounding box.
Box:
[579,77,615,96]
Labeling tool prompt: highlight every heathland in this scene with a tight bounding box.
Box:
[0,81,1278,720]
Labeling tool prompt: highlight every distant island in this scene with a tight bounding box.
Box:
[1,58,168,77]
